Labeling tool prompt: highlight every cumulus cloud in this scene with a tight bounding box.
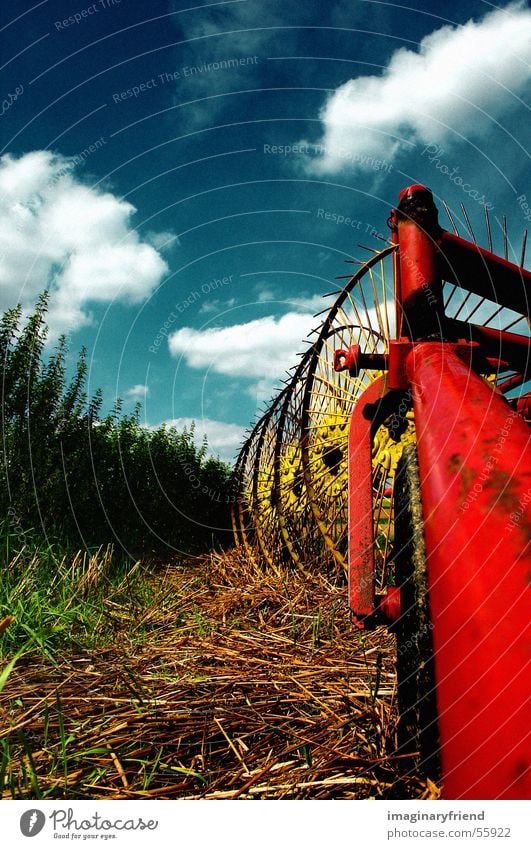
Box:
[125,384,149,400]
[161,417,245,462]
[0,150,170,335]
[168,312,314,382]
[168,294,391,401]
[305,2,531,173]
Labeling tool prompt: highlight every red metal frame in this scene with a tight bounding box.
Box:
[337,184,531,799]
[407,342,531,800]
[437,230,531,316]
[347,378,382,621]
[346,376,403,628]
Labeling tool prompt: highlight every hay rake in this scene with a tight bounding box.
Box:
[232,185,530,799]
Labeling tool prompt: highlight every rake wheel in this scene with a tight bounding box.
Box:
[300,245,397,579]
[273,349,326,570]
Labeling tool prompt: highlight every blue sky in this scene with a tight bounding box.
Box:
[1,0,530,461]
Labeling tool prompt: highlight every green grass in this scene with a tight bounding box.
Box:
[0,528,186,799]
[0,528,165,661]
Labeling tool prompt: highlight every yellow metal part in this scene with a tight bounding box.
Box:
[307,413,349,501]
[278,444,306,515]
[372,410,416,475]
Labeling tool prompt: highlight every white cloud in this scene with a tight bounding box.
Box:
[284,294,328,312]
[198,296,236,315]
[161,416,245,462]
[125,384,149,400]
[168,293,393,401]
[256,288,277,303]
[253,286,325,312]
[0,150,170,336]
[305,2,531,173]
[145,230,180,253]
[168,312,314,381]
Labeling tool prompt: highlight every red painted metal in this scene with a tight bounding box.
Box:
[347,377,385,625]
[406,342,531,800]
[334,344,361,374]
[398,183,433,206]
[386,338,485,392]
[334,344,388,375]
[437,230,531,316]
[393,184,531,338]
[498,374,529,395]
[342,185,530,796]
[345,375,403,627]
[463,325,531,372]
[394,184,445,339]
[516,394,531,420]
[378,585,401,623]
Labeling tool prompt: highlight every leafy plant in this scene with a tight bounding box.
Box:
[0,295,233,557]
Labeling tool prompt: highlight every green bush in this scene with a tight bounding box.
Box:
[0,294,233,556]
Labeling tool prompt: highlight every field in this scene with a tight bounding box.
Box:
[0,547,436,800]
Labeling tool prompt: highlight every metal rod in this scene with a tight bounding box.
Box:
[520,230,527,268]
[503,214,508,260]
[442,200,459,235]
[484,206,493,253]
[460,202,477,244]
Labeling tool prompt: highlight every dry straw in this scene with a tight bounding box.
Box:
[0,548,438,799]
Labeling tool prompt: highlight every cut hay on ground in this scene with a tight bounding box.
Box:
[0,549,438,799]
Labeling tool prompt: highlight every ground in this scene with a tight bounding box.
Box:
[0,549,437,799]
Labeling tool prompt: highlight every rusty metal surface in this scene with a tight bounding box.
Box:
[406,342,531,800]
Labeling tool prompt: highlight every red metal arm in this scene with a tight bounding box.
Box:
[347,378,384,621]
[437,231,531,316]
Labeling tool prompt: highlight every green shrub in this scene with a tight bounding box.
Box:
[0,294,232,556]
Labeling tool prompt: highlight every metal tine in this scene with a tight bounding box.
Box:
[357,243,381,254]
[484,207,493,253]
[344,259,365,265]
[520,230,527,268]
[460,203,477,244]
[323,289,342,297]
[502,215,508,260]
[362,234,391,244]
[442,200,459,235]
